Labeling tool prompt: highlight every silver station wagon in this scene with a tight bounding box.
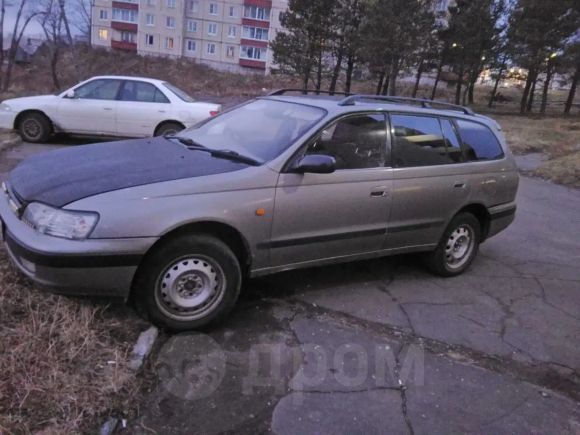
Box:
[0,91,519,330]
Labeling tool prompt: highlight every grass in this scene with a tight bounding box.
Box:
[0,247,148,433]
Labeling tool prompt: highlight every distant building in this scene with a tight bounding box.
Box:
[91,0,288,74]
[2,35,44,64]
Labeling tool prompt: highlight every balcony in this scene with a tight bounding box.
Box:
[239,58,266,70]
[244,0,272,7]
[241,18,269,28]
[112,1,139,10]
[240,38,267,48]
[111,40,137,51]
[111,21,138,32]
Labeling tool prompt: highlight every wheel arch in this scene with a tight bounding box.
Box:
[14,109,54,131]
[455,203,491,241]
[154,119,186,136]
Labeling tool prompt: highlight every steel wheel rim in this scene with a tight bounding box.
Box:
[154,255,226,321]
[22,119,41,140]
[444,224,475,270]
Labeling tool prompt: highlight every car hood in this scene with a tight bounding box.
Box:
[3,94,58,107]
[8,137,251,207]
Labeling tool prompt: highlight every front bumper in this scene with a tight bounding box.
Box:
[0,110,17,130]
[0,189,158,298]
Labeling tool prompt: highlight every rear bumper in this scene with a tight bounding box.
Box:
[487,202,516,239]
[0,190,157,298]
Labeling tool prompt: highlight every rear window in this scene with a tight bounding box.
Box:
[455,119,504,161]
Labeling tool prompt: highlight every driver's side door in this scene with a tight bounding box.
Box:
[55,79,121,135]
[269,113,393,268]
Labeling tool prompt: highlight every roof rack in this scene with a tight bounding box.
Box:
[268,89,354,97]
[338,95,475,115]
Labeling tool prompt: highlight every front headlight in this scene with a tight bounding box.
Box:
[22,202,99,240]
[0,103,12,112]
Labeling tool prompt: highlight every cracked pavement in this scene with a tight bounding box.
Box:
[2,142,579,434]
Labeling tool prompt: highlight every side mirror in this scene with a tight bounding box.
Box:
[65,90,76,99]
[292,154,336,174]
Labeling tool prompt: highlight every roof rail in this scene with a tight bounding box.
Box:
[268,88,354,97]
[338,95,475,115]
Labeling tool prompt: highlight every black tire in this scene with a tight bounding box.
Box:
[424,212,481,277]
[155,122,184,137]
[18,112,52,143]
[133,234,242,331]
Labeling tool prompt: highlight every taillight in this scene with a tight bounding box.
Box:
[210,111,219,116]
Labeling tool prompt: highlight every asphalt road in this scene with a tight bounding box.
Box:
[1,139,579,434]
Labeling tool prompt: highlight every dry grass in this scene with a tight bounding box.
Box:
[0,247,148,433]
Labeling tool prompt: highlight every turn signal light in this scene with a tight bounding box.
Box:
[210,111,219,116]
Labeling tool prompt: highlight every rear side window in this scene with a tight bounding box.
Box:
[119,81,170,103]
[455,119,504,161]
[391,115,454,167]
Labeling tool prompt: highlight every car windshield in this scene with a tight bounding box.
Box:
[180,99,327,162]
[163,82,195,102]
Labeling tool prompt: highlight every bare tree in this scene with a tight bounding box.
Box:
[71,0,91,42]
[38,0,64,90]
[2,0,39,91]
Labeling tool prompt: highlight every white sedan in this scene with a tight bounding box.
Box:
[0,75,222,143]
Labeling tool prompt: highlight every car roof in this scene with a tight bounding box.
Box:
[89,75,167,86]
[263,94,501,131]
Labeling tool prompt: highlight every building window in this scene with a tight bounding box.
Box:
[242,26,268,41]
[229,6,236,17]
[207,43,216,55]
[209,3,218,15]
[189,0,199,12]
[166,0,176,8]
[98,28,109,41]
[226,45,235,58]
[146,13,154,25]
[228,26,236,38]
[166,16,175,28]
[112,8,137,23]
[241,45,267,60]
[120,31,136,43]
[187,20,197,32]
[244,5,270,21]
[165,37,174,49]
[145,34,155,46]
[186,39,196,52]
[208,23,217,35]
[99,9,108,20]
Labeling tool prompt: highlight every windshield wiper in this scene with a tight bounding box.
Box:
[164,135,205,148]
[164,135,261,166]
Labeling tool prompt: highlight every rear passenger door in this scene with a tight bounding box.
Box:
[115,80,172,137]
[386,113,470,249]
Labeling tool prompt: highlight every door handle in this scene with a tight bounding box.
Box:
[454,182,466,188]
[370,190,387,197]
[103,107,113,111]
[158,110,166,113]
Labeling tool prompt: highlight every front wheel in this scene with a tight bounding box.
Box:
[424,212,481,277]
[18,112,52,143]
[133,234,242,331]
[155,121,184,137]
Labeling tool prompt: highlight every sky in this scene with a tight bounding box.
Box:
[2,1,85,38]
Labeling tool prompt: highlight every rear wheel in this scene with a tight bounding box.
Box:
[133,234,242,331]
[425,212,481,277]
[155,121,184,137]
[18,112,52,143]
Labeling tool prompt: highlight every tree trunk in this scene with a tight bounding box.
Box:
[329,45,344,94]
[50,46,60,91]
[315,52,323,93]
[381,73,390,96]
[58,0,73,45]
[2,1,36,92]
[431,58,444,100]
[0,0,6,90]
[388,58,399,96]
[412,58,424,98]
[526,71,538,112]
[376,69,386,95]
[488,57,507,108]
[564,63,579,114]
[455,62,465,105]
[520,66,535,114]
[540,63,554,114]
[345,53,355,93]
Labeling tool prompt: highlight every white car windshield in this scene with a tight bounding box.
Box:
[181,99,326,162]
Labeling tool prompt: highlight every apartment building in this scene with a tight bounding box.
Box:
[91,0,288,73]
